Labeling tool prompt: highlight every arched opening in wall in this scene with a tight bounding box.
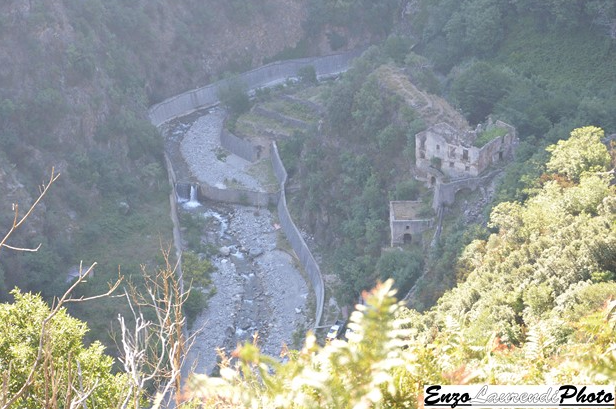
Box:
[498,151,503,161]
[454,187,474,203]
[403,233,412,244]
[430,176,436,186]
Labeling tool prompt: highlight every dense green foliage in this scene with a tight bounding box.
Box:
[0,290,127,408]
[546,126,611,181]
[432,126,616,345]
[410,0,616,137]
[0,0,172,304]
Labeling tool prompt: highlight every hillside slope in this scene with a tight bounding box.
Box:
[0,0,308,298]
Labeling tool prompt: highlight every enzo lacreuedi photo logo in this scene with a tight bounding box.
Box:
[423,385,615,408]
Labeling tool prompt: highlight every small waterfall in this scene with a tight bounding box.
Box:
[176,183,201,208]
[185,185,201,208]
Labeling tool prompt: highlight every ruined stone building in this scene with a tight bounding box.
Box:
[380,61,518,247]
[389,201,433,246]
[389,120,517,247]
[415,119,517,183]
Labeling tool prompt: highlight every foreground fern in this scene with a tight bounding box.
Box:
[183,279,430,409]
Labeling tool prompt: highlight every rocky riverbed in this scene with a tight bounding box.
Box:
[180,109,263,191]
[165,110,309,375]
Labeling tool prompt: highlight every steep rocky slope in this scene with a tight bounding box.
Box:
[0,0,308,297]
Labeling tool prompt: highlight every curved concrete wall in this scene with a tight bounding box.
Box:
[270,142,325,327]
[148,48,366,127]
[220,128,260,162]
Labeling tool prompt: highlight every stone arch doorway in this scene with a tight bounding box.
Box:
[453,186,474,203]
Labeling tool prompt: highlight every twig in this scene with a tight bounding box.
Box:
[0,168,60,253]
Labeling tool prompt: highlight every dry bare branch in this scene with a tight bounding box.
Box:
[117,252,199,409]
[0,167,60,254]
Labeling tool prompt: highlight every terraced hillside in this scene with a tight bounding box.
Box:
[234,87,324,143]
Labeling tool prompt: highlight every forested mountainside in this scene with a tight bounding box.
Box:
[0,0,307,298]
[1,0,616,408]
[272,0,616,310]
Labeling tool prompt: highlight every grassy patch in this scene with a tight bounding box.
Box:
[294,84,330,105]
[247,159,279,192]
[263,100,318,122]
[474,126,507,148]
[235,112,296,136]
[223,177,247,190]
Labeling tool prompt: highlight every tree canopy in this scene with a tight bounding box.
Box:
[0,290,127,408]
[546,126,611,181]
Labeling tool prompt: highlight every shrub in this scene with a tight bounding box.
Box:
[298,65,317,85]
[218,77,250,115]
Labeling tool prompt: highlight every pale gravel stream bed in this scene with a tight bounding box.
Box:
[164,109,309,376]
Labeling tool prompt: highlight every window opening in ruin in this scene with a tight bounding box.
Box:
[403,233,412,244]
[498,151,503,160]
[430,176,436,185]
[463,149,469,160]
[465,165,470,171]
[449,161,454,168]
[405,225,410,230]
[420,151,425,159]
[436,144,440,151]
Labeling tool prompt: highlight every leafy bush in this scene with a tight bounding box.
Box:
[326,31,348,50]
[218,77,250,115]
[0,290,127,408]
[297,65,317,85]
[181,251,215,288]
[376,249,423,295]
[451,61,511,124]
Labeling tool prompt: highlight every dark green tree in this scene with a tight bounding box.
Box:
[451,61,511,124]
